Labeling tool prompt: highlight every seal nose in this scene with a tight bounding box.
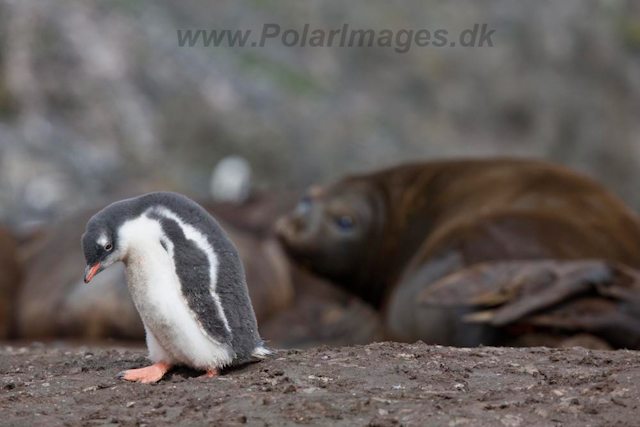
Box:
[275,214,305,239]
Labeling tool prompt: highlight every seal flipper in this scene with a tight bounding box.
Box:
[420,260,622,325]
[385,252,497,346]
[420,259,640,349]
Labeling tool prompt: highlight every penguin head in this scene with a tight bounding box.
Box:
[81,202,131,283]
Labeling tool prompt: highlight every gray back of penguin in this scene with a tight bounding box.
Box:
[83,191,263,364]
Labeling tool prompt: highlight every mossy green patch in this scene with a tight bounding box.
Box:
[238,52,321,96]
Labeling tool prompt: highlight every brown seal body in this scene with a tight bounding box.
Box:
[277,158,640,348]
[0,225,20,339]
[18,207,145,339]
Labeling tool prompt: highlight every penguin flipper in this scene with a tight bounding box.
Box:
[151,214,234,346]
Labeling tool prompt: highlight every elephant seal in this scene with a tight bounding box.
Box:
[276,158,640,348]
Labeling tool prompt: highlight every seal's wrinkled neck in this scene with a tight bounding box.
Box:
[350,164,447,306]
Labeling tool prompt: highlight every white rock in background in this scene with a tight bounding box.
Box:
[210,155,252,204]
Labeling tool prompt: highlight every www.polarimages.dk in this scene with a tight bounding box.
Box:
[177,24,496,52]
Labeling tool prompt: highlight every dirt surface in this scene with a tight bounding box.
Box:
[1,342,639,426]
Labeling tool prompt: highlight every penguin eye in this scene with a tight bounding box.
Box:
[104,243,113,251]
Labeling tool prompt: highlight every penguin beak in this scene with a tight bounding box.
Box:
[84,262,102,283]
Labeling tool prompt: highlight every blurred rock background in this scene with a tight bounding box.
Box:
[1,0,640,230]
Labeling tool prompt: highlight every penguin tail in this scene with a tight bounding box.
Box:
[252,340,275,359]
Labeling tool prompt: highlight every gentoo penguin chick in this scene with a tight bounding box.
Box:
[81,192,271,383]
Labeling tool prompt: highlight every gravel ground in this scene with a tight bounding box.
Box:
[1,342,639,426]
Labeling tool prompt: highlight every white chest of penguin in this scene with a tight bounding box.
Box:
[121,217,234,370]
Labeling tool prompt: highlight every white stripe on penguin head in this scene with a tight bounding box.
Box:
[97,232,108,247]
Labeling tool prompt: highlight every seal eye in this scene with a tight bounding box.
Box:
[104,243,113,251]
[335,215,355,231]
